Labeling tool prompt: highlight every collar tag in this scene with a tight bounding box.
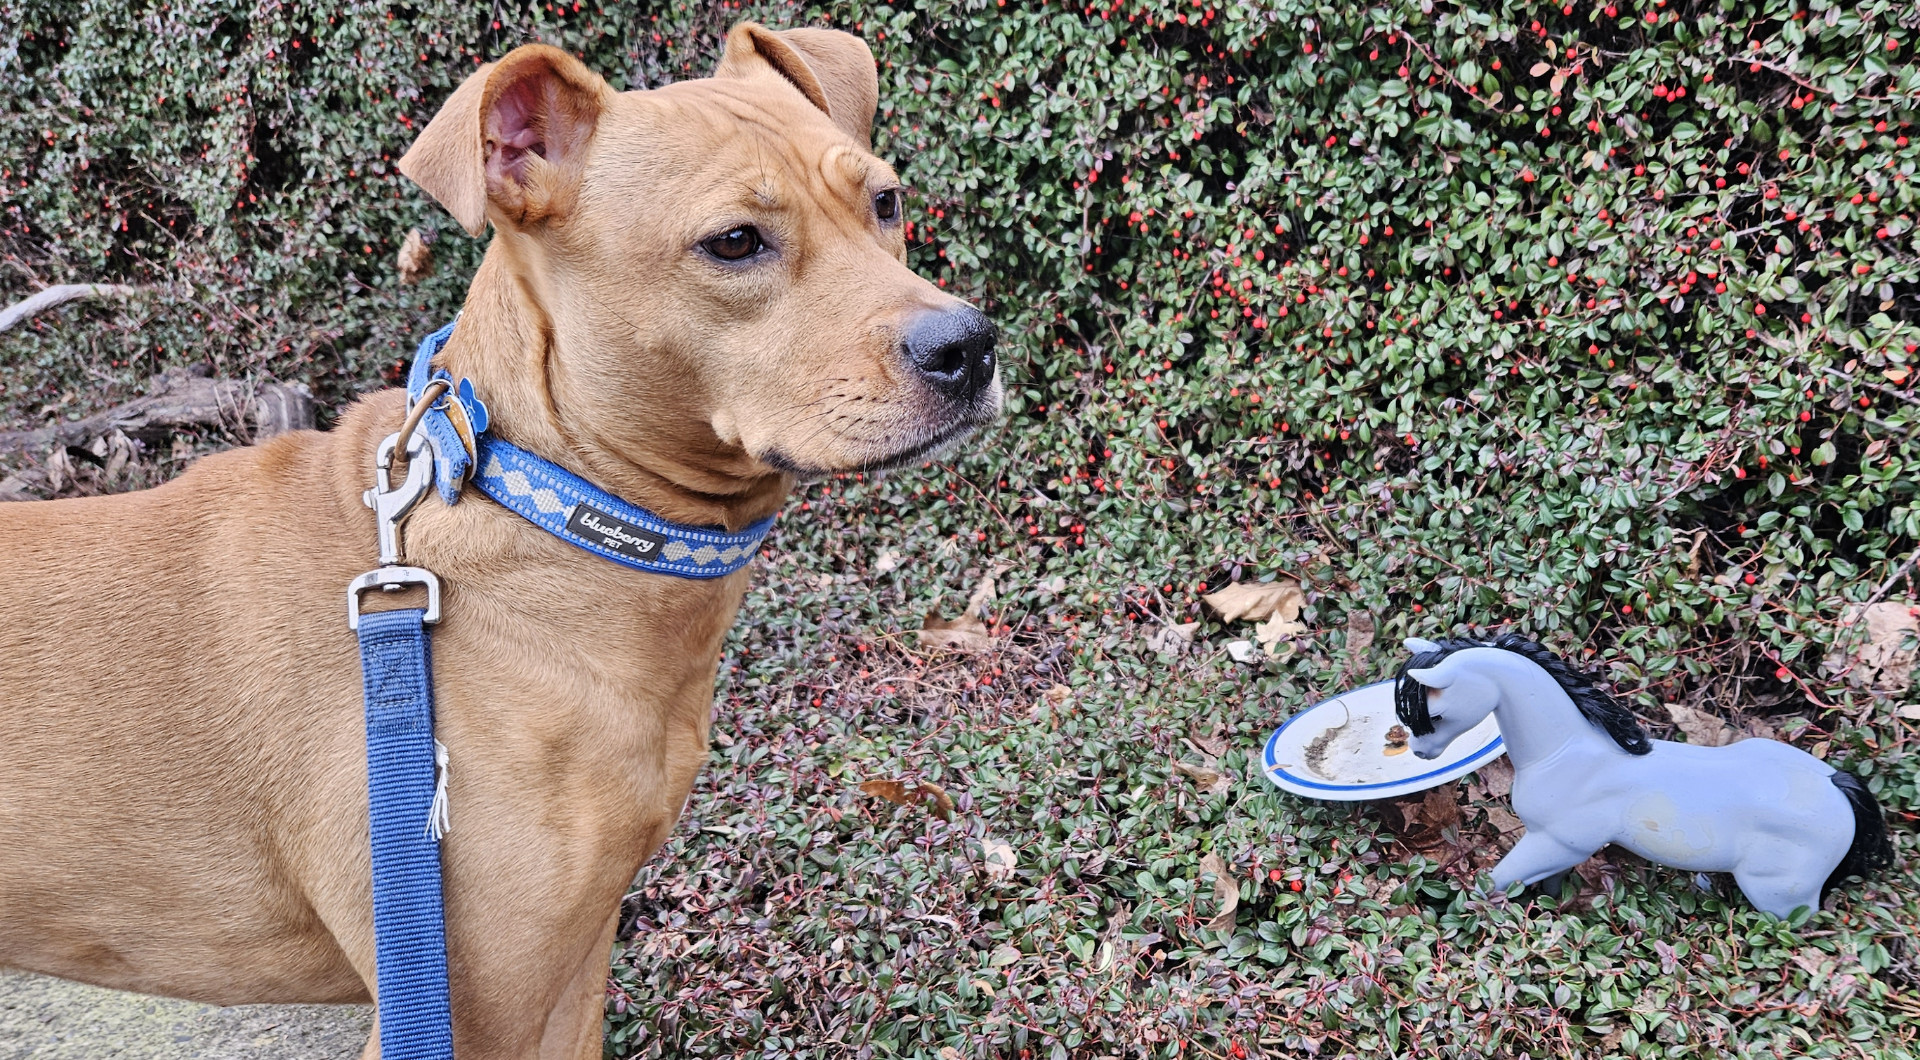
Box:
[566,502,668,561]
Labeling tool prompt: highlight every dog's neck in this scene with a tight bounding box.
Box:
[433,243,792,532]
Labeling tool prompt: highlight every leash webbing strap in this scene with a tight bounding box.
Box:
[358,607,455,1060]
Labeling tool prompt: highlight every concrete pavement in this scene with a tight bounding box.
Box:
[0,971,370,1059]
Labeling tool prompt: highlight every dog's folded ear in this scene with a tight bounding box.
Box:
[715,23,878,148]
[400,44,612,237]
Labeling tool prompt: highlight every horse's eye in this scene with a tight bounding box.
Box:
[702,226,763,261]
[874,189,901,223]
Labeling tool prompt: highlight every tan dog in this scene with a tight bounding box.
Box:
[0,23,997,1058]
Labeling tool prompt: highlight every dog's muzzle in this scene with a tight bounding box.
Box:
[902,306,997,404]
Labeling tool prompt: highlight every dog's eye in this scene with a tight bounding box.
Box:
[873,189,901,224]
[702,226,763,261]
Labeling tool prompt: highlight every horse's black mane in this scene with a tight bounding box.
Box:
[1393,632,1652,755]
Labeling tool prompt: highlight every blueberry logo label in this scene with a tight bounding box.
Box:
[566,503,667,561]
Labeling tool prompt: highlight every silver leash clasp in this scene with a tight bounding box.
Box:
[347,423,443,630]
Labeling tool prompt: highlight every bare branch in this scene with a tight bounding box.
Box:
[0,283,146,334]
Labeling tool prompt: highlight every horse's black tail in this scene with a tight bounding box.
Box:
[1823,770,1896,899]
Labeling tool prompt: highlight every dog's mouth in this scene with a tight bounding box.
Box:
[762,406,996,481]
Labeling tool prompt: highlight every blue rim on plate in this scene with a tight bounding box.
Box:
[1262,680,1506,800]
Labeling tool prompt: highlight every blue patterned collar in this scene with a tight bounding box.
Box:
[403,322,772,579]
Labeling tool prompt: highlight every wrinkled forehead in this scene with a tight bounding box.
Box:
[584,79,897,233]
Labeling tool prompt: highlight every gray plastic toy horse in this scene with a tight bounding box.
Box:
[1396,634,1894,918]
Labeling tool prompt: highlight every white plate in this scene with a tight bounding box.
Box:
[1262,680,1505,801]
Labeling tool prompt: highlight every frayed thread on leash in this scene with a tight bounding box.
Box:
[427,739,451,841]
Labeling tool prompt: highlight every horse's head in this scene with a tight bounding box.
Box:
[1395,638,1501,760]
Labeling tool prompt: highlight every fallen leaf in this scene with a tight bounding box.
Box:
[1171,757,1230,797]
[397,228,434,285]
[1189,724,1228,759]
[980,835,1016,880]
[1345,610,1376,654]
[1484,804,1527,838]
[1202,577,1305,623]
[1225,639,1259,663]
[1666,702,1740,747]
[859,779,955,820]
[1473,756,1514,799]
[1885,367,1911,385]
[1199,852,1239,934]
[1145,620,1199,655]
[45,446,74,493]
[1897,703,1920,720]
[965,570,999,618]
[97,429,134,482]
[1419,786,1461,831]
[1254,614,1307,653]
[1043,683,1073,708]
[919,612,990,652]
[1827,601,1919,693]
[874,548,904,574]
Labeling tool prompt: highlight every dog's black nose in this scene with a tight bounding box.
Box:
[903,306,996,402]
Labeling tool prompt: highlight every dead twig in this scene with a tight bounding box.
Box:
[0,283,146,334]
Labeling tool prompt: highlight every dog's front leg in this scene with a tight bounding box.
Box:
[354,907,618,1060]
[533,909,622,1060]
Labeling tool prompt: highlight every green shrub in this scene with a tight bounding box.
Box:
[4,0,1918,1057]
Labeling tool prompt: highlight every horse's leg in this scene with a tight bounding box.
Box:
[1731,859,1825,920]
[1490,831,1595,890]
[1534,870,1571,897]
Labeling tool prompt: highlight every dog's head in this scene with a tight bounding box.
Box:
[399,24,1000,482]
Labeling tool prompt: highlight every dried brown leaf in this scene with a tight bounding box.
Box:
[1171,757,1230,797]
[1202,578,1305,623]
[1827,601,1919,693]
[965,570,1000,618]
[1145,620,1199,654]
[1473,756,1514,799]
[46,446,74,493]
[1666,702,1740,747]
[1254,614,1307,652]
[1483,804,1527,838]
[919,612,991,652]
[1345,610,1376,654]
[397,228,434,285]
[1189,724,1229,759]
[1199,852,1239,934]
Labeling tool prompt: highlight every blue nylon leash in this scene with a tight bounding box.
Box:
[347,323,775,1058]
[357,608,455,1060]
